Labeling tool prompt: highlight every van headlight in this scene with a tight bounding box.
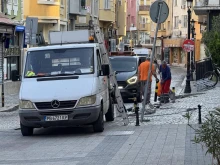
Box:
[127,76,138,85]
[19,100,35,109]
[77,95,96,107]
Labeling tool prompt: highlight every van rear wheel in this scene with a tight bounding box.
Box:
[93,107,104,132]
[20,122,33,136]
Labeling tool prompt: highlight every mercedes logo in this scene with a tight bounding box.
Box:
[51,100,60,109]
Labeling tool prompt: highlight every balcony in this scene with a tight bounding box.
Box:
[37,0,59,5]
[194,0,220,15]
[139,5,150,11]
[69,0,87,15]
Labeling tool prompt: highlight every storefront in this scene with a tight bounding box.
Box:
[3,25,24,80]
[163,38,186,65]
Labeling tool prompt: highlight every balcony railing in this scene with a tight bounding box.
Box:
[139,5,150,11]
[195,0,220,6]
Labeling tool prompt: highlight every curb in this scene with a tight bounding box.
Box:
[0,105,19,112]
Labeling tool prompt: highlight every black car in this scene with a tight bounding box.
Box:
[110,56,146,103]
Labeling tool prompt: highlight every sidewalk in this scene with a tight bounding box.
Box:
[0,93,19,112]
[104,124,215,165]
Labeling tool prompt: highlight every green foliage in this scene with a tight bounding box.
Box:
[183,108,220,165]
[202,16,220,66]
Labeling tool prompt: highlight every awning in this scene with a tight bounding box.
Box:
[163,38,185,48]
[15,25,25,32]
[0,13,15,26]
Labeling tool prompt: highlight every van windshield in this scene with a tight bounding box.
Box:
[24,48,94,78]
[110,57,137,72]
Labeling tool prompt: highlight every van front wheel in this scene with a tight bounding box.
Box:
[105,97,114,122]
[93,107,104,132]
[20,122,33,136]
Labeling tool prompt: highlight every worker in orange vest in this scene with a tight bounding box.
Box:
[138,57,159,108]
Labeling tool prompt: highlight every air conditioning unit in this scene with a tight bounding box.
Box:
[181,5,185,9]
[175,30,182,36]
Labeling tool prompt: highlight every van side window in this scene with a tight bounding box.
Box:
[96,49,102,71]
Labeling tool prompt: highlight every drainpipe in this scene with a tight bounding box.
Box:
[1,0,4,13]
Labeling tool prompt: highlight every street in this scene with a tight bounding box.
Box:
[0,66,218,165]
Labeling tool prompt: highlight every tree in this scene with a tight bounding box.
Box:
[202,15,220,66]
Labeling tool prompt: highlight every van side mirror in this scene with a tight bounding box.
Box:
[101,64,110,76]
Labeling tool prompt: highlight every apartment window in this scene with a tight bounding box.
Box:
[168,21,170,30]
[13,0,18,5]
[131,16,135,25]
[183,15,187,28]
[81,0,86,8]
[158,23,161,30]
[174,16,179,28]
[7,0,11,4]
[174,0,177,6]
[104,0,110,9]
[60,0,64,5]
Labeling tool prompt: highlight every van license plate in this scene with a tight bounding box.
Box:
[45,115,68,121]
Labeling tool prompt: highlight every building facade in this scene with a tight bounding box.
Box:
[23,0,68,43]
[74,0,99,30]
[164,0,202,65]
[150,0,173,62]
[138,0,151,45]
[125,0,137,45]
[1,0,24,84]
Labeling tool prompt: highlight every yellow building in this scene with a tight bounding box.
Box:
[138,0,151,44]
[99,0,127,45]
[23,0,68,43]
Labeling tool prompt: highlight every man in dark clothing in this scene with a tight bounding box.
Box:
[159,61,171,94]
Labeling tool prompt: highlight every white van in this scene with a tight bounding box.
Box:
[18,42,115,136]
[133,48,150,57]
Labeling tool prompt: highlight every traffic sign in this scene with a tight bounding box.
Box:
[150,0,169,23]
[182,39,195,52]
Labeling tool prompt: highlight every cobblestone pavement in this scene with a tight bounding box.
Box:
[0,66,217,164]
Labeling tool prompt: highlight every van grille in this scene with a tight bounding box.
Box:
[35,100,77,110]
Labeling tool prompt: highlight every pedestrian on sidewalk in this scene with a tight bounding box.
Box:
[159,61,172,100]
[138,57,159,108]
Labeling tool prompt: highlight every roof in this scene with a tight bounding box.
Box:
[27,43,99,51]
[109,56,140,59]
[0,13,15,26]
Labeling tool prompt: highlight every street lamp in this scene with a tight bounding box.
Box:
[161,35,164,61]
[191,19,196,77]
[184,0,193,93]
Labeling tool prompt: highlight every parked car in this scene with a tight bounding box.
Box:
[110,55,146,103]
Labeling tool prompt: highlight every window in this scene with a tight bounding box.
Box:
[24,48,94,78]
[7,0,12,4]
[183,15,187,28]
[104,0,110,9]
[158,23,162,30]
[110,57,137,72]
[168,21,171,30]
[60,0,64,5]
[174,0,177,6]
[4,56,19,80]
[81,0,86,8]
[13,0,18,5]
[174,16,179,29]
